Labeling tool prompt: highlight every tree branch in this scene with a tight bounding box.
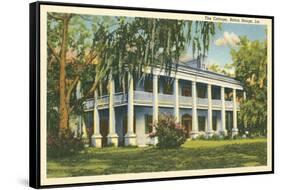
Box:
[47,41,60,61]
[66,76,80,104]
[47,12,64,21]
[69,105,75,113]
[85,51,98,65]
[88,71,103,96]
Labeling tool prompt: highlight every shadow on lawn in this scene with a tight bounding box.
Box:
[47,141,267,177]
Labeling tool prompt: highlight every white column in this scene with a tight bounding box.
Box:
[125,73,137,146]
[174,78,179,122]
[81,118,88,144]
[232,88,238,136]
[75,80,84,139]
[206,84,213,137]
[220,87,227,135]
[152,74,159,145]
[153,74,159,124]
[91,91,102,148]
[243,91,246,100]
[190,81,198,138]
[107,77,118,146]
[76,80,88,143]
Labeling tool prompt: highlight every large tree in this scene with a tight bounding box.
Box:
[231,37,267,135]
[207,63,235,77]
[47,13,218,137]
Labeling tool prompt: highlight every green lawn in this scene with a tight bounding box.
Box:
[47,138,267,178]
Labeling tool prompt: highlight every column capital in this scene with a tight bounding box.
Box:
[153,74,159,79]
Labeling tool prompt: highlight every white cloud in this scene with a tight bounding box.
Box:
[214,31,240,47]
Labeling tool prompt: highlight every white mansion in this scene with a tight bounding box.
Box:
[76,59,245,147]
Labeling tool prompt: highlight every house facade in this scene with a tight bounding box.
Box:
[78,59,245,147]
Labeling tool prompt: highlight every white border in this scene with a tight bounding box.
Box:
[39,4,273,186]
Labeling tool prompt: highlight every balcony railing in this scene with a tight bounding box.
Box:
[84,98,95,110]
[114,92,127,105]
[84,92,127,109]
[134,91,153,104]
[84,91,239,110]
[97,95,109,107]
[197,98,208,107]
[179,96,192,107]
[225,100,234,109]
[212,99,222,107]
[158,94,175,106]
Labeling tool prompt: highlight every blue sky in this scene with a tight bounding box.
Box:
[69,15,267,68]
[201,23,267,67]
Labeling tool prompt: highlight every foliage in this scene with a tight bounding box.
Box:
[47,108,59,136]
[47,128,84,158]
[231,37,267,136]
[91,18,219,93]
[47,12,219,137]
[152,114,187,148]
[47,138,267,177]
[209,134,223,140]
[207,63,235,77]
[194,133,242,141]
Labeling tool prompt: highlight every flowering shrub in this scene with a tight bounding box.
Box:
[151,114,187,148]
[47,128,84,158]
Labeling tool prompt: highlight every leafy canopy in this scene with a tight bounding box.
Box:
[231,36,267,135]
[48,13,218,96]
[46,13,219,132]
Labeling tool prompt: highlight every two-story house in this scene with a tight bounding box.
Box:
[79,58,245,147]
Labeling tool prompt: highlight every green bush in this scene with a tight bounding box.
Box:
[151,114,187,148]
[47,128,84,158]
[209,134,222,140]
[195,134,207,140]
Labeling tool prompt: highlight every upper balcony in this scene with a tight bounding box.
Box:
[84,91,239,111]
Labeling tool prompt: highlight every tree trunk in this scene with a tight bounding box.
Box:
[59,15,70,137]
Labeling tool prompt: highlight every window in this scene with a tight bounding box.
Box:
[163,82,173,94]
[198,116,205,131]
[98,82,108,96]
[225,88,233,101]
[144,79,153,92]
[212,115,217,131]
[211,86,221,100]
[226,111,233,131]
[182,83,191,96]
[145,114,153,133]
[115,77,128,93]
[197,85,207,98]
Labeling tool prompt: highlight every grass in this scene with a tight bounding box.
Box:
[47,138,267,178]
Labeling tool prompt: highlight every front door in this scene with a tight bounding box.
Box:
[182,114,192,138]
[100,119,109,147]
